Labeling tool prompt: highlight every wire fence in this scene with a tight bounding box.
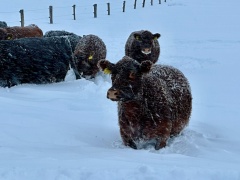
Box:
[0,0,168,27]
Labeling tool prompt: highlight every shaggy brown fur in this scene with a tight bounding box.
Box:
[125,30,160,64]
[74,34,107,78]
[98,56,192,150]
[0,24,43,40]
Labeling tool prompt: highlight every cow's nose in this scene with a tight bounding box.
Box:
[107,88,119,100]
[141,48,151,55]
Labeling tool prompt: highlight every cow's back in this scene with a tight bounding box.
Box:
[0,37,73,87]
[142,65,192,123]
[6,25,43,39]
[44,30,82,52]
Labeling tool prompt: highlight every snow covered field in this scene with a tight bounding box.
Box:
[1,0,240,179]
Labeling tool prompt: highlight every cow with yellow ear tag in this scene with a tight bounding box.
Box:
[98,56,192,150]
[74,34,107,79]
[125,30,161,64]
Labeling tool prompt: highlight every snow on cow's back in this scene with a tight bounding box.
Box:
[143,63,192,123]
[146,64,191,93]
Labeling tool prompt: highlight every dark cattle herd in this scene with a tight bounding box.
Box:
[0,21,192,150]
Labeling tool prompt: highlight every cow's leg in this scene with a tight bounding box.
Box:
[120,128,137,149]
[155,120,172,150]
[118,102,142,149]
[143,119,172,150]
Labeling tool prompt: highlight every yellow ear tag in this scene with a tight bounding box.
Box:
[7,36,11,40]
[103,68,111,74]
[88,55,93,61]
[153,36,158,40]
[136,36,140,40]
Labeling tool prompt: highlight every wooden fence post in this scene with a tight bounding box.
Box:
[93,4,97,18]
[142,0,145,7]
[72,5,76,20]
[159,0,161,4]
[19,9,24,27]
[49,6,53,24]
[107,3,110,15]
[134,0,137,9]
[165,0,166,2]
[151,0,153,6]
[123,1,126,12]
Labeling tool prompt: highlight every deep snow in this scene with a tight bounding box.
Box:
[1,0,240,179]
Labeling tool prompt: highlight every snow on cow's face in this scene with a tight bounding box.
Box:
[98,56,153,102]
[133,31,160,55]
[74,52,99,78]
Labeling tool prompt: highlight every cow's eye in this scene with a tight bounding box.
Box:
[135,36,142,41]
[129,72,136,80]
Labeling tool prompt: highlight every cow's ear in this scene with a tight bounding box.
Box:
[6,33,13,40]
[153,33,161,40]
[140,60,153,73]
[98,59,115,74]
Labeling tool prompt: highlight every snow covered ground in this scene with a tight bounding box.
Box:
[1,0,240,179]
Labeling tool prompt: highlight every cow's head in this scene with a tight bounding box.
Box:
[98,56,153,101]
[0,28,12,40]
[74,51,100,79]
[133,31,160,55]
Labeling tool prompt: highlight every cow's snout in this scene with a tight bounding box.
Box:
[107,88,119,101]
[141,48,151,55]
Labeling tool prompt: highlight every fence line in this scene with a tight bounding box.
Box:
[0,0,168,27]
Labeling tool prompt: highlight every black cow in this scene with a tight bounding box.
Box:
[44,30,82,53]
[125,30,160,64]
[0,36,80,88]
[0,21,7,28]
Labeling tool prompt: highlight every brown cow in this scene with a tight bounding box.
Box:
[74,34,107,78]
[0,24,43,40]
[98,56,192,150]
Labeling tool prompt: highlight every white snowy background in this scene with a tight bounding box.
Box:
[0,0,240,179]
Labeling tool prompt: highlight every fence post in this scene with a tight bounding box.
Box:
[107,3,110,15]
[142,0,145,7]
[123,1,126,12]
[93,4,97,18]
[19,9,24,27]
[159,0,161,4]
[49,6,53,24]
[165,0,166,2]
[72,5,76,20]
[134,0,137,9]
[151,0,153,6]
